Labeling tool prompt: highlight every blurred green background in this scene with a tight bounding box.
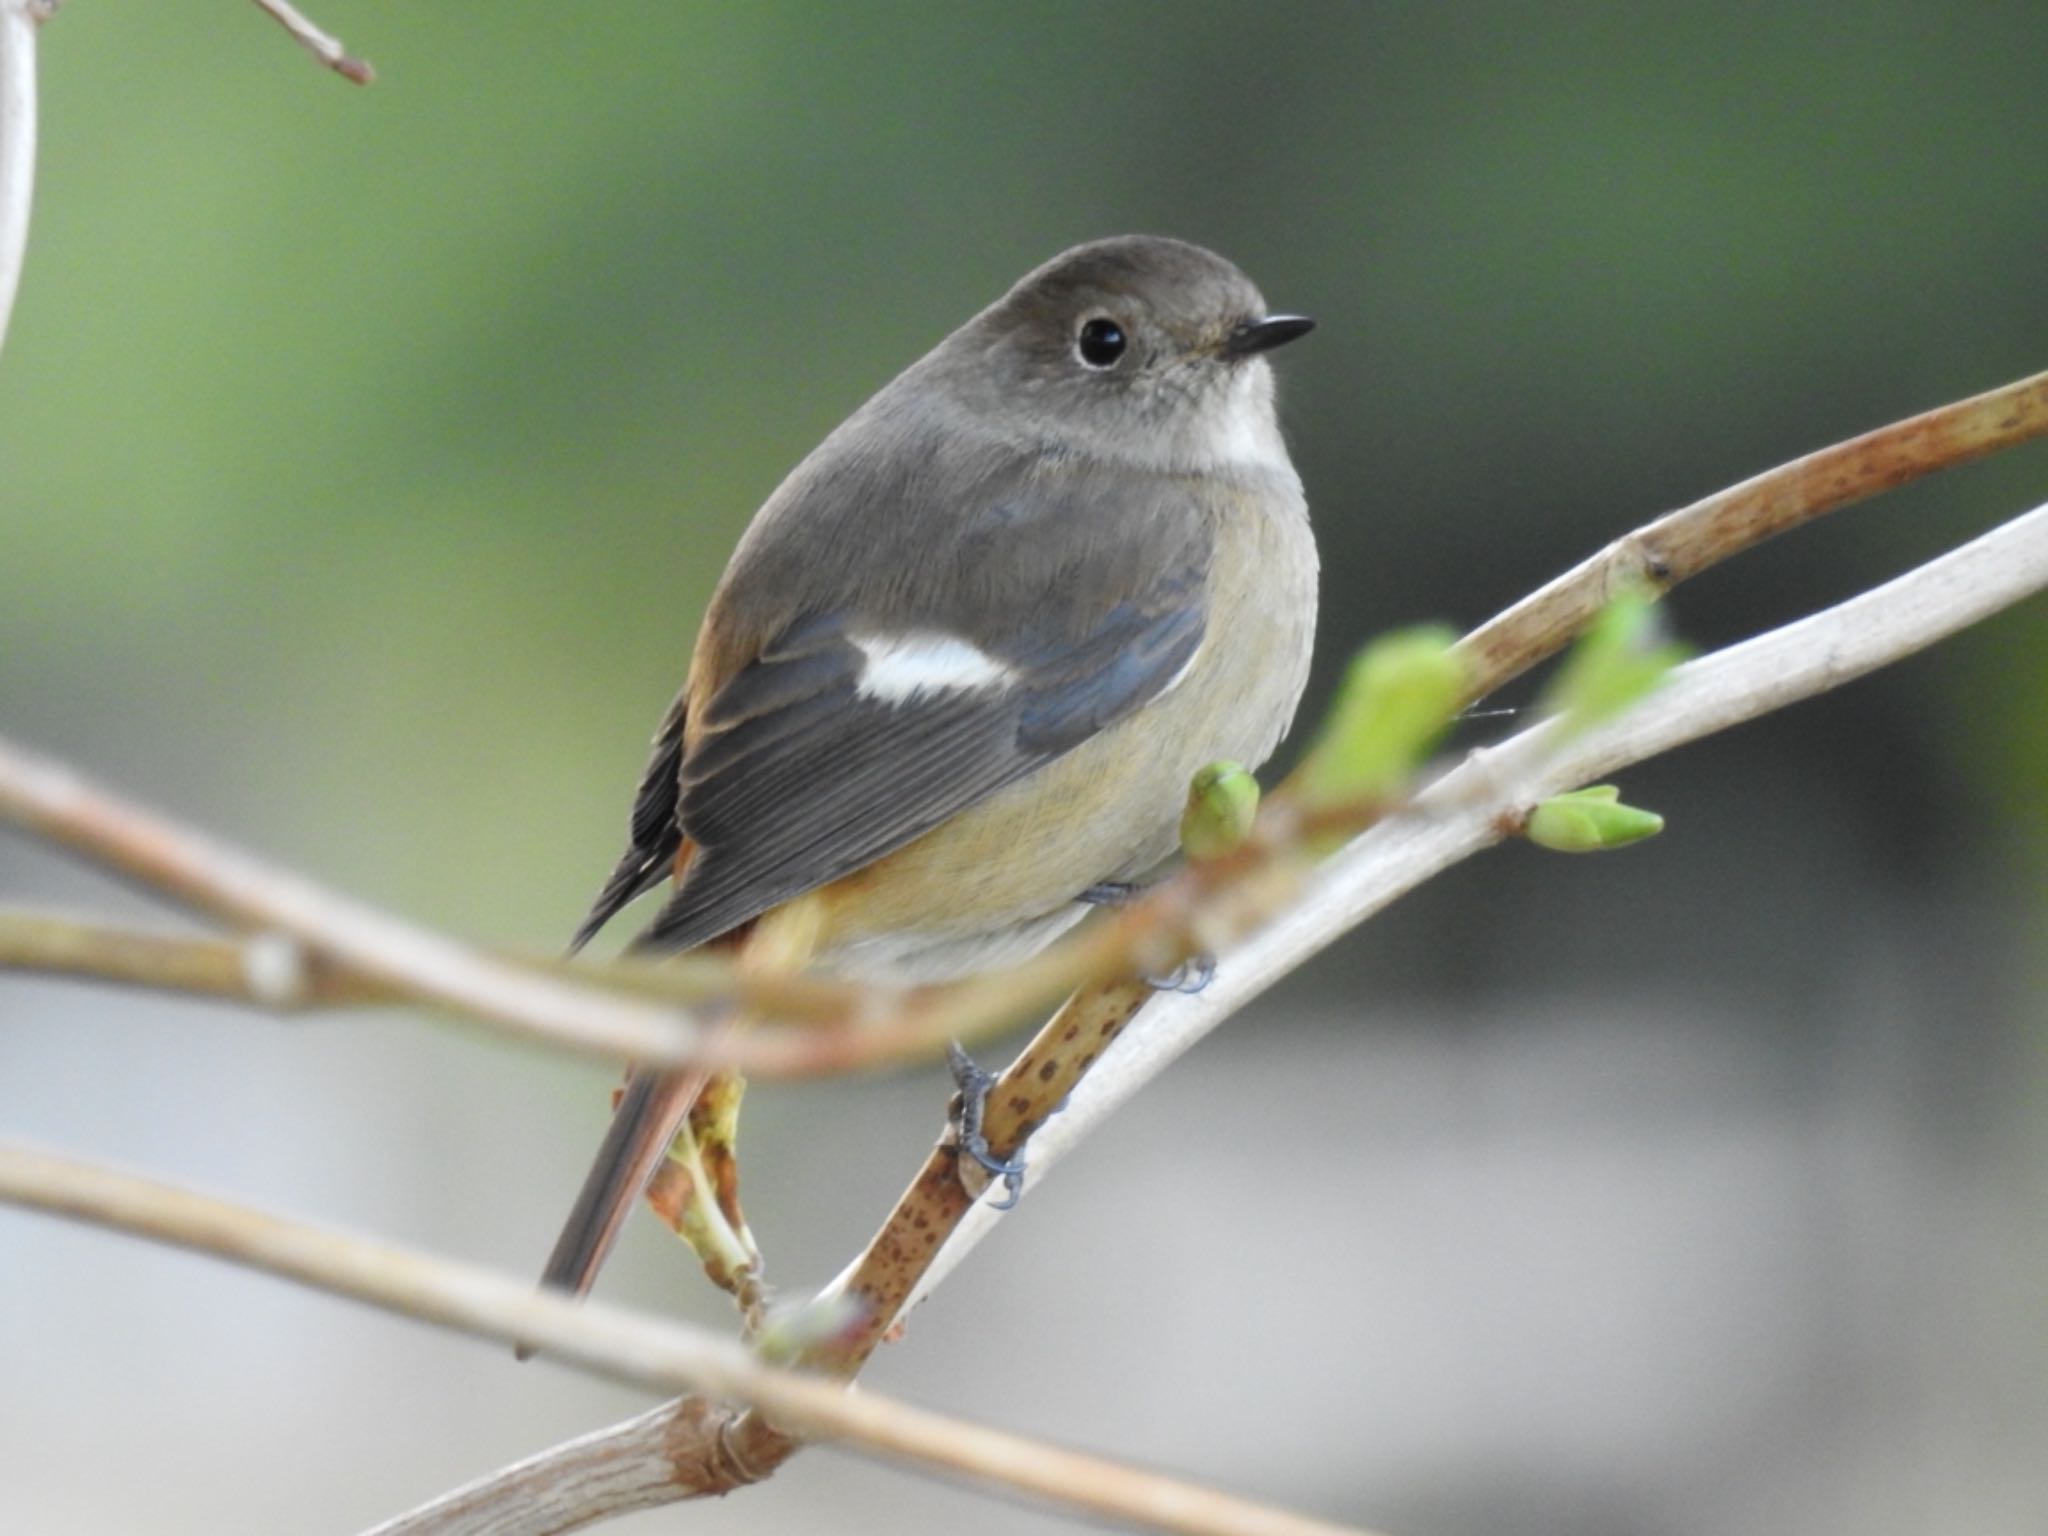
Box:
[3,5,2046,1535]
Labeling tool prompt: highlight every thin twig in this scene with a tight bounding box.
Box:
[1448,366,2048,701]
[0,736,722,1063]
[0,904,859,1022]
[250,0,373,84]
[0,0,52,358]
[0,1139,1374,1536]
[0,909,390,1006]
[361,1399,795,1535]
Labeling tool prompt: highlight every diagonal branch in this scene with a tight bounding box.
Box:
[1448,365,2048,701]
[0,1138,1375,1536]
[451,499,2047,1536]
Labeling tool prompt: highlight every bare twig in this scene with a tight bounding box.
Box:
[0,0,53,358]
[0,1139,1375,1536]
[251,0,373,84]
[1448,366,2048,702]
[0,903,860,1023]
[360,1399,796,1535]
[0,736,721,1063]
[0,908,390,1006]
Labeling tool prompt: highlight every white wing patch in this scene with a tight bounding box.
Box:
[853,631,1018,704]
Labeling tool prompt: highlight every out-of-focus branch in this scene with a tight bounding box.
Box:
[251,0,373,84]
[0,901,855,1023]
[0,736,731,1063]
[360,1399,792,1536]
[0,1139,1374,1536]
[0,0,54,358]
[0,909,391,1006]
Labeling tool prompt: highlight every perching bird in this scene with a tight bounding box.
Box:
[540,234,1318,1300]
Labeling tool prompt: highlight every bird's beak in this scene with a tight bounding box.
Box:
[1223,314,1316,357]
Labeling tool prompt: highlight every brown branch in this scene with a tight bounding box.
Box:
[0,735,725,1063]
[1448,365,2048,701]
[0,901,863,1025]
[250,0,373,84]
[899,494,2048,1314]
[810,976,1157,1375]
[0,1139,1376,1536]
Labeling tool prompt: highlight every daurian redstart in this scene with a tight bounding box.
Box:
[539,235,1318,1298]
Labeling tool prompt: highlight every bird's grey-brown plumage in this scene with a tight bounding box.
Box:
[545,234,1316,1302]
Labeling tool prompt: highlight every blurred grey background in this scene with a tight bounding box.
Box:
[3,4,2046,1534]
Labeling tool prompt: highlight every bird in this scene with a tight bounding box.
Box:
[539,234,1319,1301]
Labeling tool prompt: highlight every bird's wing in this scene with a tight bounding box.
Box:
[630,572,1205,954]
[569,443,1215,956]
[565,436,1212,962]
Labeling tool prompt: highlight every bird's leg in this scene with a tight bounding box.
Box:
[945,1042,1026,1210]
[1079,878,1213,991]
[1079,880,1147,906]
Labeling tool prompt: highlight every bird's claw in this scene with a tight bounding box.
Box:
[946,1042,1026,1210]
[1143,953,1216,994]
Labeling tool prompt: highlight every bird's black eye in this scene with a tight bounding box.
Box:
[1075,317,1127,369]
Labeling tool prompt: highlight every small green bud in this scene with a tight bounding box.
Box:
[1295,625,1466,808]
[1524,785,1665,852]
[1180,761,1259,860]
[1541,587,1688,734]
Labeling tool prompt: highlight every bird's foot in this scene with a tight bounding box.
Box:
[946,1042,1026,1210]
